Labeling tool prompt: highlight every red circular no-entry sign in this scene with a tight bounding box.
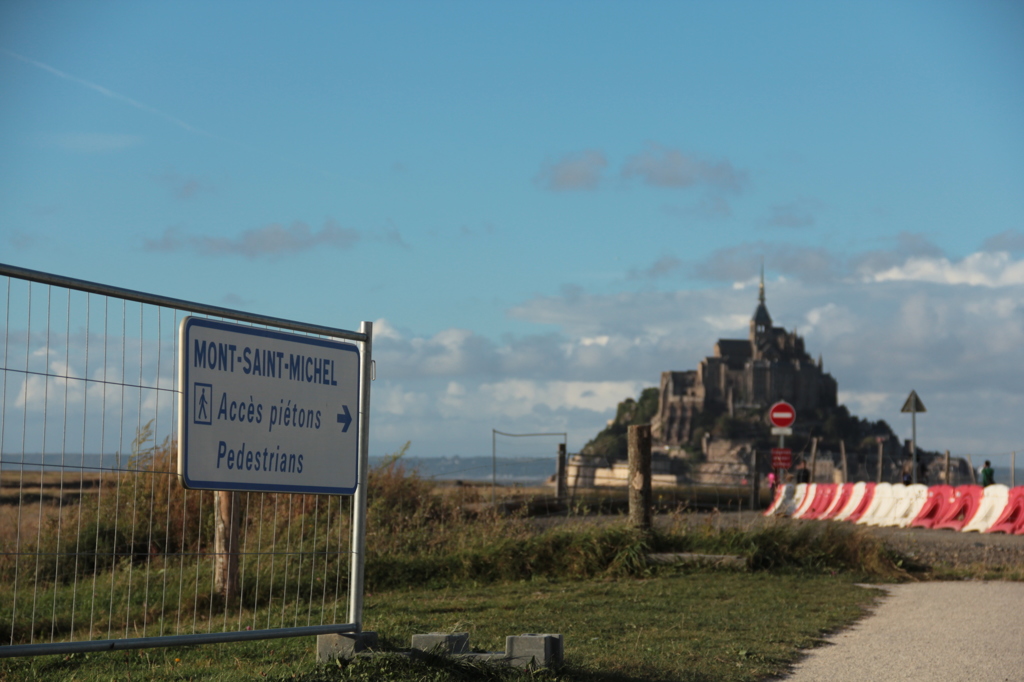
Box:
[769,401,796,428]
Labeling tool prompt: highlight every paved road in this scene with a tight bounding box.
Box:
[783,581,1024,681]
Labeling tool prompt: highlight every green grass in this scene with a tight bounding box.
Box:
[0,571,882,682]
[0,449,907,680]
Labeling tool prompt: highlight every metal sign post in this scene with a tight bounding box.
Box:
[769,401,796,482]
[901,390,926,485]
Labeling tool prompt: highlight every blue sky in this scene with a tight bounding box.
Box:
[2,1,1024,464]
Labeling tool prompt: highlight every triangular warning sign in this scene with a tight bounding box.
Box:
[900,390,926,413]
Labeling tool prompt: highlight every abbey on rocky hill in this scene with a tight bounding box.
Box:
[652,273,837,447]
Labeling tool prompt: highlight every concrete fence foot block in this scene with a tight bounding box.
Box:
[505,633,564,668]
[316,631,379,662]
[411,632,470,655]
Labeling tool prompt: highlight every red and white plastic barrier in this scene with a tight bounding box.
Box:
[933,485,983,532]
[986,486,1024,535]
[766,482,1024,534]
[962,485,1010,533]
[833,482,872,521]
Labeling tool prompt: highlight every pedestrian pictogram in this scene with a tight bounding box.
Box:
[194,383,212,425]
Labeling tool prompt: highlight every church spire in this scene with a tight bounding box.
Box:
[751,260,773,345]
[758,260,765,305]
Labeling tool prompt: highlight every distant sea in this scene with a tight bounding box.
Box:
[3,454,1018,489]
[380,456,555,486]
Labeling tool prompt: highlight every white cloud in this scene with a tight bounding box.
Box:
[579,336,610,347]
[702,313,749,332]
[372,318,403,341]
[868,252,1024,287]
[802,303,856,340]
[837,391,893,418]
[478,380,643,418]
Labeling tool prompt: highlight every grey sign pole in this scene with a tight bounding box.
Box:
[901,390,926,485]
[347,321,373,631]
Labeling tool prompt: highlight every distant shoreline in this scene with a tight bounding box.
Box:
[2,452,1020,488]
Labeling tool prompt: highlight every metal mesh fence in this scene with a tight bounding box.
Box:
[0,266,364,655]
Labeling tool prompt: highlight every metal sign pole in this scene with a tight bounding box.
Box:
[901,391,926,485]
[347,321,373,630]
[911,411,917,484]
[778,432,784,486]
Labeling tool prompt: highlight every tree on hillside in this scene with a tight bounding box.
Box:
[580,387,659,460]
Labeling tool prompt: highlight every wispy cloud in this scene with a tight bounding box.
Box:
[766,201,816,228]
[144,220,361,258]
[622,143,746,192]
[156,170,213,199]
[693,243,839,284]
[3,49,228,143]
[850,231,943,276]
[8,231,36,249]
[221,293,250,308]
[628,255,682,280]
[983,230,1024,254]
[535,149,608,191]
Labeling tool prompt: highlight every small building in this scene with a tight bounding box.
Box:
[652,274,837,447]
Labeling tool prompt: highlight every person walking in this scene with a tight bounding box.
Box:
[981,460,995,487]
[796,461,810,484]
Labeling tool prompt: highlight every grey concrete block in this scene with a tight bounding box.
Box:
[504,633,564,668]
[646,552,748,569]
[411,632,470,655]
[316,631,379,662]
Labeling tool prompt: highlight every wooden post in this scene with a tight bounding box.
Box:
[967,454,977,485]
[809,437,818,483]
[877,440,884,483]
[839,440,848,483]
[749,448,759,511]
[556,443,567,502]
[215,490,241,601]
[627,425,652,531]
[944,450,951,486]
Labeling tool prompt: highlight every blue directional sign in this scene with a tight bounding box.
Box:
[178,317,361,494]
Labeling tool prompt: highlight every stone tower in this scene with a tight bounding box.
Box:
[651,276,837,448]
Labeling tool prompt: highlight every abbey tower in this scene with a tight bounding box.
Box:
[651,274,837,447]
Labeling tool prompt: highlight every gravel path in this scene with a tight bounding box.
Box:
[783,581,1024,681]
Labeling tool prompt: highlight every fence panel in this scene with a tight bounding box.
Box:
[0,264,368,656]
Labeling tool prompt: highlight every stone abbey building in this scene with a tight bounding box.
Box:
[651,277,837,447]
